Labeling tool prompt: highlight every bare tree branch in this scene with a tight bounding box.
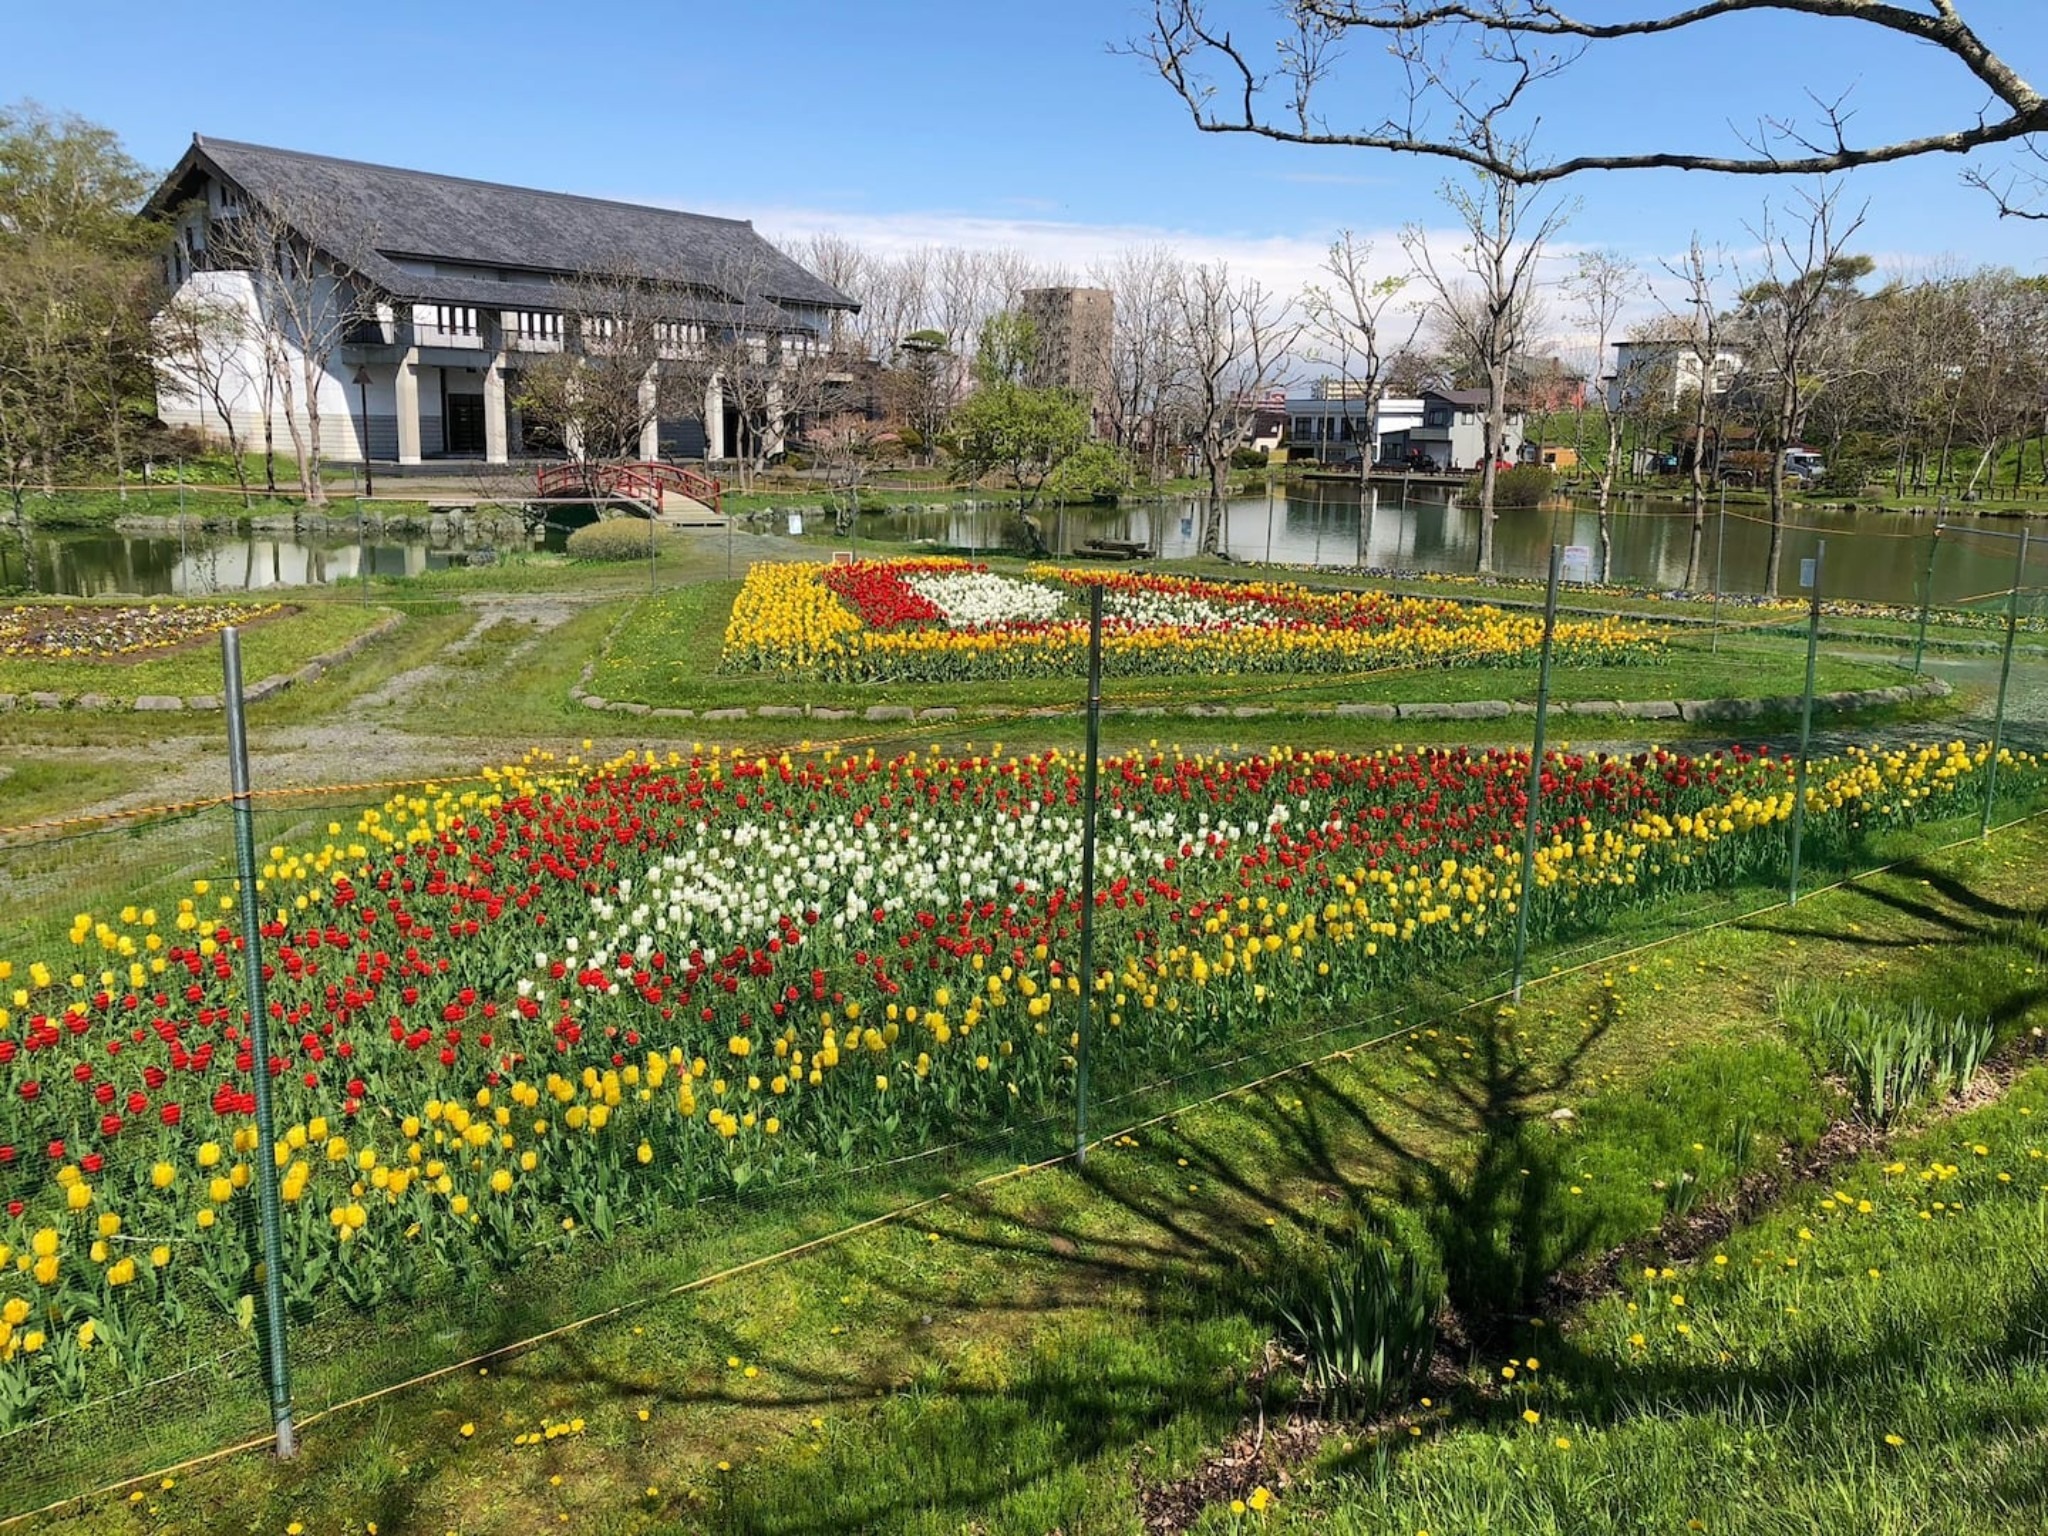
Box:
[1137,1,2047,196]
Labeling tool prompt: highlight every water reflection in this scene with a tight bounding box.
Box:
[836,486,1994,608]
[0,486,2027,609]
[0,527,490,598]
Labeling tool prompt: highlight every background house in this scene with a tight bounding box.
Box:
[1285,391,1423,464]
[1605,338,1745,412]
[146,136,858,468]
[1284,387,1522,469]
[1400,389,1524,470]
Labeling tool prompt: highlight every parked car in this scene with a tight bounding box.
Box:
[1375,449,1441,473]
[1784,448,1826,485]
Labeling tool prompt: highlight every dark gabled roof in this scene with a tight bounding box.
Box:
[146,136,857,314]
[1423,388,1491,408]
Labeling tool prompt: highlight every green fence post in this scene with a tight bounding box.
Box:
[1911,523,1941,676]
[220,628,296,1459]
[1511,544,1562,1003]
[1788,540,1826,905]
[1709,480,1728,654]
[1074,584,1104,1164]
[1982,524,2030,838]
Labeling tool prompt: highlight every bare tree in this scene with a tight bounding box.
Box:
[1141,3,2048,207]
[1730,184,1869,580]
[1301,231,1424,487]
[1662,236,1730,588]
[1563,249,1641,579]
[208,193,377,506]
[512,269,674,495]
[154,291,263,505]
[783,232,868,351]
[1091,244,1187,482]
[662,246,844,491]
[1170,261,1296,555]
[1948,269,2048,497]
[1403,164,1571,572]
[851,247,934,364]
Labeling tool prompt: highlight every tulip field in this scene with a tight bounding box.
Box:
[719,560,1658,680]
[0,728,2036,1434]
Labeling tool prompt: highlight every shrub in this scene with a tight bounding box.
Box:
[1045,441,1131,502]
[1781,987,1993,1127]
[1268,1240,1440,1418]
[1231,446,1271,470]
[565,517,662,562]
[1478,464,1555,507]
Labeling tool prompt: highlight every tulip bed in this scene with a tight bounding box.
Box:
[720,560,1659,682]
[0,601,286,661]
[0,736,2034,1427]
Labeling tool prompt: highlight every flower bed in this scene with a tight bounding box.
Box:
[720,559,1658,682]
[0,735,2033,1425]
[0,602,286,661]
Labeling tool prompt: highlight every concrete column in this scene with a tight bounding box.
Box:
[704,374,726,460]
[484,351,509,465]
[395,349,422,466]
[638,364,660,461]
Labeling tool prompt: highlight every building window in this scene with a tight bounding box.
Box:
[1427,408,1449,427]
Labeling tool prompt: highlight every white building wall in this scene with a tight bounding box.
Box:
[154,268,391,463]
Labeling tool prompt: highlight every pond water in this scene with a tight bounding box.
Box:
[2,485,2030,609]
[806,486,2025,608]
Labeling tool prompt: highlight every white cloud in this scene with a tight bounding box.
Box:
[673,197,1695,371]
[678,197,1415,296]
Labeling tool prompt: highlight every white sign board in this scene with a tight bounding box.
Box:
[787,511,804,536]
[1561,544,1593,581]
[1798,558,1817,589]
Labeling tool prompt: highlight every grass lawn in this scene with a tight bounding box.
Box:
[0,600,397,702]
[585,580,1912,718]
[15,804,2048,1534]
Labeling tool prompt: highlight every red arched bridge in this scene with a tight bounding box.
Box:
[534,461,723,524]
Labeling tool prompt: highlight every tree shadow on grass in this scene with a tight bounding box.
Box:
[418,989,1631,1534]
[410,864,2048,1533]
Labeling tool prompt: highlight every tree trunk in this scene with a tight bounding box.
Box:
[275,369,312,506]
[1685,393,1709,589]
[262,372,279,498]
[1599,410,1621,513]
[1477,379,1504,574]
[1966,442,1996,499]
[1201,435,1228,556]
[11,490,35,593]
[301,356,329,508]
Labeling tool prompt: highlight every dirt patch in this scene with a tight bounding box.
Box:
[1136,1351,1322,1536]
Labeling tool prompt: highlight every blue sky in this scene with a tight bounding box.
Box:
[9,0,2044,307]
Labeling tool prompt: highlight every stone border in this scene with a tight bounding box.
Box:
[567,672,1950,725]
[0,612,405,714]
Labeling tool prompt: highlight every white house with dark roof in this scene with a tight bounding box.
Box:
[144,136,858,467]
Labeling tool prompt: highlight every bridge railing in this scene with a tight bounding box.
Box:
[533,460,723,516]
